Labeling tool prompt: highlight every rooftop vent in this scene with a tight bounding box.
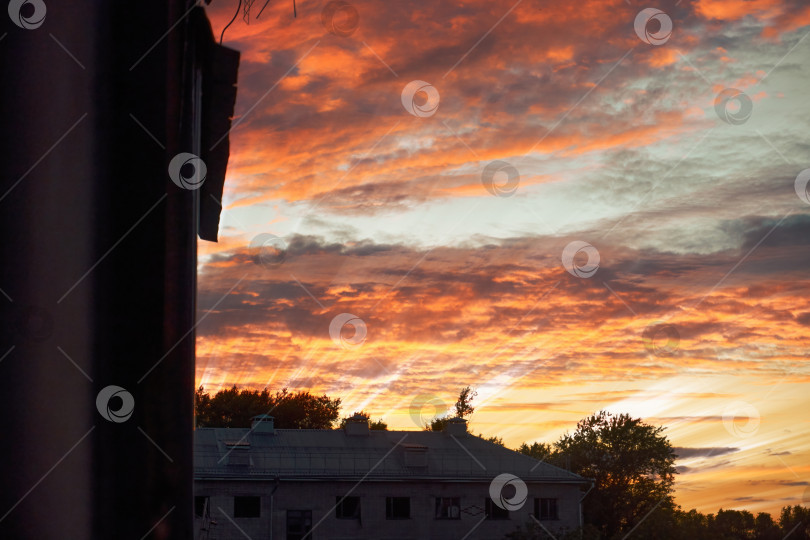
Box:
[251,414,275,434]
[344,413,369,436]
[443,417,468,436]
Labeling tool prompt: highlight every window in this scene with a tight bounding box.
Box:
[435,497,461,519]
[226,444,250,466]
[386,497,410,519]
[485,499,510,520]
[535,498,558,520]
[403,445,428,467]
[287,510,313,540]
[233,496,261,518]
[335,496,361,519]
[194,496,210,518]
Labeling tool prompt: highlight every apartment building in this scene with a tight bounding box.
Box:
[194,415,589,539]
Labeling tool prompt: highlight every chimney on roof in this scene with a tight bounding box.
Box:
[443,417,468,436]
[344,413,369,436]
[251,414,275,434]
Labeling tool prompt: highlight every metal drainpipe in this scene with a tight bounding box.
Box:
[269,477,280,540]
[579,481,595,537]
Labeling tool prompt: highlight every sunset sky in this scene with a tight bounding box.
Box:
[196,0,810,516]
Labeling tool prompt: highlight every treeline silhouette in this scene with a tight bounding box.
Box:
[653,506,810,540]
[507,506,810,539]
[194,385,387,429]
[194,385,341,428]
[194,386,809,539]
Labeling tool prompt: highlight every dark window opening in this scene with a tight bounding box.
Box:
[435,497,461,519]
[287,510,313,540]
[194,496,210,518]
[485,499,510,520]
[534,497,559,520]
[233,495,261,518]
[386,497,410,519]
[335,496,361,519]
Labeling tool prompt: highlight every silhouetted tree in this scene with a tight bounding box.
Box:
[427,416,450,431]
[779,505,810,539]
[454,385,477,417]
[709,508,756,539]
[513,427,810,539]
[753,511,781,540]
[422,387,502,444]
[195,385,213,426]
[426,385,477,431]
[194,385,341,429]
[554,411,677,539]
[507,504,810,540]
[516,441,553,461]
[673,508,713,540]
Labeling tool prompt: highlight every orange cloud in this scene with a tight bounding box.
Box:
[695,0,782,21]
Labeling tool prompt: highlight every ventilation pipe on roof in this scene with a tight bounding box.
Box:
[443,417,468,436]
[344,413,370,436]
[251,414,275,434]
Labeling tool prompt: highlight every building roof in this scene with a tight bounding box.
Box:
[194,427,588,484]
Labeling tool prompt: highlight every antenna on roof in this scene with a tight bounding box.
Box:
[242,0,256,23]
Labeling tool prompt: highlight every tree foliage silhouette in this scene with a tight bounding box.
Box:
[195,385,341,429]
[514,413,810,540]
[555,411,677,538]
[516,441,553,461]
[507,506,808,540]
[515,410,676,538]
[425,385,477,431]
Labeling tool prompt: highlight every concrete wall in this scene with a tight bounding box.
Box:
[194,479,583,540]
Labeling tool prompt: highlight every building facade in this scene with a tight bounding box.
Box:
[194,416,589,540]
